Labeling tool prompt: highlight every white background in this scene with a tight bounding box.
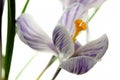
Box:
[2,0,120,80]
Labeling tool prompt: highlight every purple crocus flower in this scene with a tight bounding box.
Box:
[61,0,106,9]
[16,3,108,74]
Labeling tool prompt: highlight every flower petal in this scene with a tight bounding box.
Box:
[60,56,96,74]
[75,41,82,52]
[16,14,57,53]
[61,0,106,9]
[76,34,108,60]
[58,3,88,36]
[52,25,74,61]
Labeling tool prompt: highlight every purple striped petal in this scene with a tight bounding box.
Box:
[76,34,108,60]
[16,14,57,53]
[58,3,88,36]
[61,0,106,9]
[60,56,96,74]
[52,25,74,61]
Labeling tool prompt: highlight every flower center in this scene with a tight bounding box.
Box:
[72,19,86,42]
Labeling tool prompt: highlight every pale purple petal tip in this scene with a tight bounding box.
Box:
[52,25,74,61]
[60,56,96,74]
[16,14,57,53]
[77,34,108,60]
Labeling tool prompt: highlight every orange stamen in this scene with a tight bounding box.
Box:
[72,19,86,42]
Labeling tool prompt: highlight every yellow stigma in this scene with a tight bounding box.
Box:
[72,19,86,42]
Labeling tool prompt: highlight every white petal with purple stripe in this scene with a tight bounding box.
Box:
[52,25,74,61]
[16,14,57,53]
[76,34,108,60]
[60,56,96,74]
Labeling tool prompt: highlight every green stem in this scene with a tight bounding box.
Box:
[51,67,61,80]
[87,7,100,23]
[15,54,37,80]
[2,0,31,79]
[22,0,30,13]
[4,0,16,79]
[36,56,57,80]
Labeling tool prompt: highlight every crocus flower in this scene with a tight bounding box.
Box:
[60,0,106,9]
[16,3,108,74]
[16,15,108,75]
